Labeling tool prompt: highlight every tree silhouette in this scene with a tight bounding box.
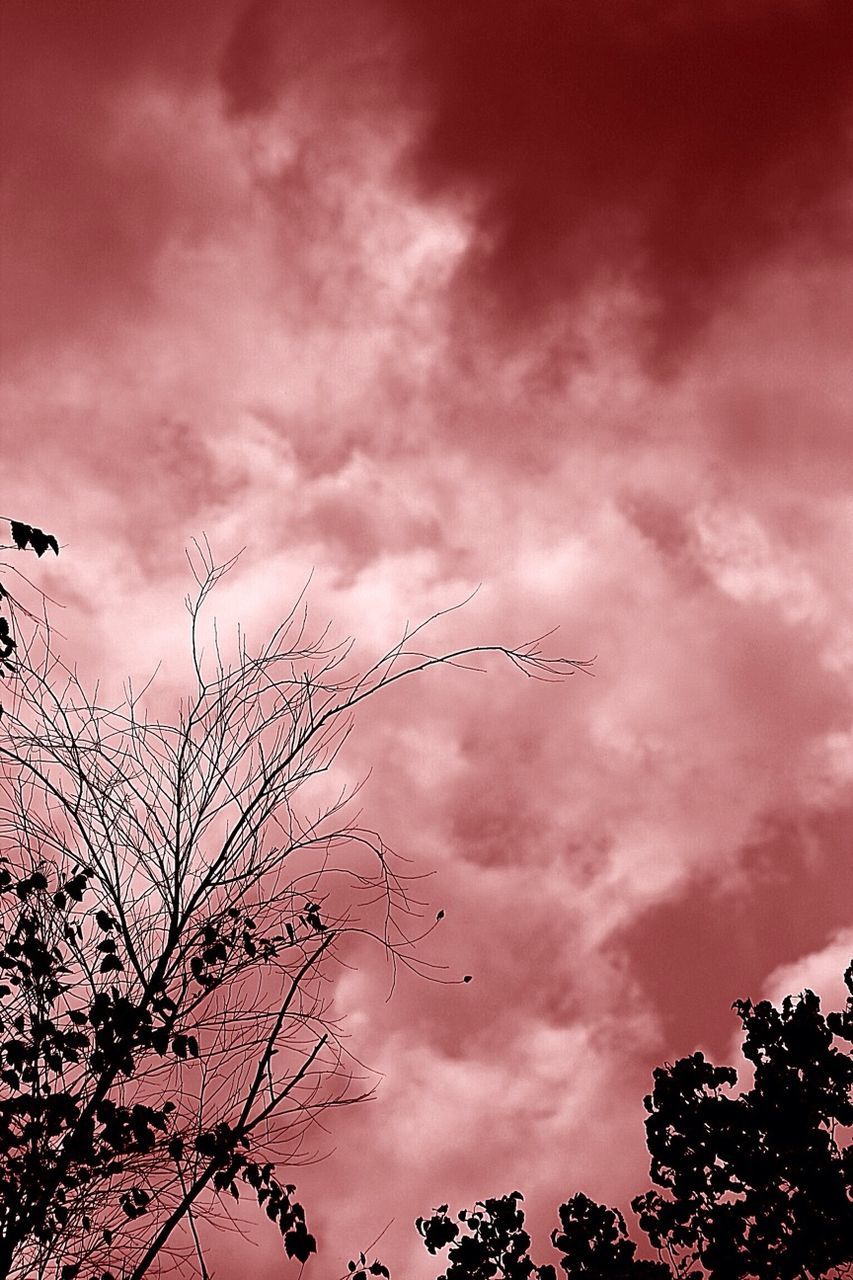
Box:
[405,963,853,1280]
[0,537,590,1280]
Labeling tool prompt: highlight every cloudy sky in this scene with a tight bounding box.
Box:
[3,1,853,1274]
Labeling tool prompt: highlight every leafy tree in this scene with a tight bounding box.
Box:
[411,1193,667,1280]
[416,1193,560,1280]
[0,537,589,1280]
[633,972,853,1277]
[405,963,853,1280]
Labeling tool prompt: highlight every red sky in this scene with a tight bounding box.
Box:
[2,1,853,1274]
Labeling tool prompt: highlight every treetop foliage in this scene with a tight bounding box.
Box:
[397,962,853,1280]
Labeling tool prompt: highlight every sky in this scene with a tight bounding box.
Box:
[2,0,853,1274]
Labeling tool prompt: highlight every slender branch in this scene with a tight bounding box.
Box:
[175,1159,212,1280]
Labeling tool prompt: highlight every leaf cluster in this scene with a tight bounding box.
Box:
[417,1194,558,1280]
[0,846,320,1280]
[9,522,59,559]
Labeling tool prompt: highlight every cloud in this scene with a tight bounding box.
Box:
[3,3,853,1275]
[762,928,853,1009]
[293,962,658,1278]
[390,0,853,366]
[0,0,248,354]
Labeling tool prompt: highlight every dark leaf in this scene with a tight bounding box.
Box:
[9,521,59,556]
[10,521,31,550]
[284,1223,317,1263]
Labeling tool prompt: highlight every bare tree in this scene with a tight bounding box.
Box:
[0,541,590,1280]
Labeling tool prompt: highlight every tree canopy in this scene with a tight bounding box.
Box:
[398,962,853,1280]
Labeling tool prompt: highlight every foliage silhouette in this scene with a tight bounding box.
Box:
[8,523,59,559]
[0,517,60,678]
[394,963,853,1279]
[0,537,590,1280]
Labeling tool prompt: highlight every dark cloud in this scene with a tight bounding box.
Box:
[612,805,853,1057]
[0,0,233,92]
[392,0,853,366]
[219,0,393,119]
[219,0,289,116]
[5,1,852,370]
[0,0,237,354]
